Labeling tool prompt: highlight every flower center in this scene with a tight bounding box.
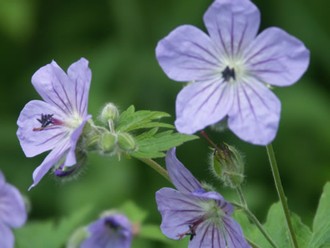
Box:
[220,56,247,83]
[33,114,63,131]
[221,66,236,81]
[65,112,83,129]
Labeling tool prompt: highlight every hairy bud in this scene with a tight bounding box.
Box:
[210,143,245,188]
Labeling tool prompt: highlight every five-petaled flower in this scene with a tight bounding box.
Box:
[156,148,250,247]
[0,171,27,248]
[17,58,92,189]
[81,213,133,248]
[156,0,310,145]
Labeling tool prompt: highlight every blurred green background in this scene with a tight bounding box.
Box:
[0,0,329,247]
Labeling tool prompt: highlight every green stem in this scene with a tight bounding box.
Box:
[266,144,299,248]
[235,188,278,248]
[137,158,170,182]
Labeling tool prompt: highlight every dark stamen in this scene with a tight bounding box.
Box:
[33,114,62,131]
[222,66,236,81]
[105,218,120,230]
[37,114,54,128]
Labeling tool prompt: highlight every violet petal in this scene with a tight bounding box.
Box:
[156,25,220,82]
[175,80,234,134]
[16,100,67,157]
[246,27,310,86]
[166,148,202,193]
[227,78,281,145]
[204,0,260,56]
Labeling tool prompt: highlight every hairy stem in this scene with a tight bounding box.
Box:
[266,144,299,248]
[235,188,278,248]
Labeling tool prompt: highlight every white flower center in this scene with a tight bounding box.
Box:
[220,56,248,83]
[65,112,83,129]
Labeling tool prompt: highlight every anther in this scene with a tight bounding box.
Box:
[222,66,236,81]
[33,114,61,131]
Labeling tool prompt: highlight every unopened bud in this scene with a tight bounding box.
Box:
[211,143,245,188]
[99,132,117,154]
[118,132,136,152]
[54,150,87,181]
[99,103,119,123]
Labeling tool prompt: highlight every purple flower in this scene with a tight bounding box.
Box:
[156,0,310,145]
[156,148,250,247]
[0,171,27,248]
[81,213,133,248]
[17,58,92,189]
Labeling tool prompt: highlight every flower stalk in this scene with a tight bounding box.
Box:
[234,187,278,248]
[266,144,299,248]
[137,158,170,182]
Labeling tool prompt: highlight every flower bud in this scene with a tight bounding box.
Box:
[99,103,119,123]
[117,132,136,152]
[210,143,245,188]
[99,132,117,154]
[54,150,87,181]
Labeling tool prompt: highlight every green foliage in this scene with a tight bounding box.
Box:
[116,105,173,132]
[235,203,312,247]
[308,182,330,248]
[116,105,198,158]
[236,182,330,248]
[14,207,92,248]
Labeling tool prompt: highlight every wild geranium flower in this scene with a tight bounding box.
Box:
[17,58,91,189]
[156,148,250,247]
[0,171,27,248]
[156,0,310,145]
[81,213,133,248]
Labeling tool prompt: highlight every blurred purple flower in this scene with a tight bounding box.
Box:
[17,58,92,189]
[81,213,133,248]
[0,171,27,248]
[155,148,250,247]
[156,0,310,145]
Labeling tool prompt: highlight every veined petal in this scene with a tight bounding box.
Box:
[245,27,310,86]
[64,115,91,166]
[228,78,281,145]
[156,25,220,82]
[0,223,14,248]
[156,188,206,239]
[189,217,250,248]
[17,100,68,157]
[175,80,234,134]
[0,182,26,228]
[32,60,81,115]
[166,148,202,193]
[81,215,132,248]
[204,0,260,57]
[67,58,91,115]
[221,216,250,247]
[29,141,70,190]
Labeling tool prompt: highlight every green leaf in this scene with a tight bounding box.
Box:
[233,210,270,248]
[131,131,198,158]
[309,182,330,248]
[116,105,172,132]
[234,203,312,248]
[14,207,92,248]
[263,203,312,248]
